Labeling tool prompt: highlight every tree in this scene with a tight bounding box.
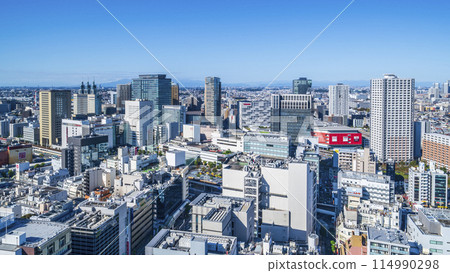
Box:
[7,170,15,178]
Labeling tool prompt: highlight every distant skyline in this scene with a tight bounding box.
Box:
[1,0,450,86]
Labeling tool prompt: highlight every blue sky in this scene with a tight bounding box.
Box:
[0,0,449,86]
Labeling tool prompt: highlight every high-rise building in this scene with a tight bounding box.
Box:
[328,83,349,116]
[443,80,450,96]
[131,74,171,124]
[370,74,414,162]
[72,93,88,115]
[171,83,179,105]
[292,77,312,94]
[124,100,154,147]
[116,83,131,113]
[61,134,108,176]
[162,105,186,134]
[422,133,450,170]
[270,94,313,144]
[428,83,441,99]
[204,76,221,126]
[413,120,430,159]
[39,90,72,147]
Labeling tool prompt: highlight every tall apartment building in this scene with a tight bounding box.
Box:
[292,77,312,94]
[171,83,179,105]
[408,162,448,208]
[116,83,132,113]
[39,90,72,147]
[204,76,221,126]
[131,74,171,124]
[270,94,313,144]
[124,100,154,147]
[443,80,450,96]
[422,133,450,170]
[370,74,414,162]
[328,83,349,116]
[238,100,271,129]
[222,160,315,242]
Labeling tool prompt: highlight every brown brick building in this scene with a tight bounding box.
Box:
[422,133,450,170]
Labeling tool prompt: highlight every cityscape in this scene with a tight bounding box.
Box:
[0,0,449,264]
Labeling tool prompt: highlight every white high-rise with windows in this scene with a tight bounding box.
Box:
[328,83,349,116]
[124,100,153,147]
[370,74,414,162]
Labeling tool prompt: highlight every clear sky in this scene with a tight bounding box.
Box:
[1,0,449,86]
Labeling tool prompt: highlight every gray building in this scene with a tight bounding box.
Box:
[292,77,312,94]
[414,120,430,159]
[131,74,171,124]
[238,100,271,129]
[243,132,291,158]
[270,94,313,144]
[328,83,349,117]
[145,229,237,255]
[368,226,410,255]
[61,134,108,176]
[23,124,40,145]
[190,193,255,243]
[162,105,186,134]
[116,83,132,113]
[204,76,221,126]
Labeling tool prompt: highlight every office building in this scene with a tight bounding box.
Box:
[407,208,450,255]
[171,83,179,105]
[190,193,254,243]
[204,76,221,126]
[243,132,291,158]
[370,74,414,162]
[223,160,315,242]
[39,90,72,147]
[0,119,9,137]
[162,105,186,134]
[69,200,128,255]
[124,100,154,147]
[328,83,349,116]
[338,170,394,207]
[413,120,431,159]
[183,124,200,143]
[408,162,447,208]
[333,147,377,174]
[62,135,108,176]
[292,77,312,94]
[116,83,132,113]
[428,83,441,98]
[270,94,313,144]
[367,227,410,255]
[238,100,271,129]
[145,229,237,255]
[23,123,40,145]
[422,133,450,170]
[61,117,115,148]
[443,80,450,96]
[131,74,171,124]
[0,218,71,255]
[72,93,88,116]
[9,122,28,138]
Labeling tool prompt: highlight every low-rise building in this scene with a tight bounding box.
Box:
[367,226,410,255]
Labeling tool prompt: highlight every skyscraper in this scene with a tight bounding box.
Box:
[116,83,132,113]
[124,100,154,147]
[204,76,221,126]
[39,90,72,147]
[292,77,312,94]
[328,83,349,116]
[270,94,313,144]
[171,83,179,105]
[443,80,450,97]
[87,81,101,115]
[370,74,414,162]
[413,120,430,159]
[131,74,171,124]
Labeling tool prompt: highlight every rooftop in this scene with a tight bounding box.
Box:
[368,226,409,246]
[0,219,69,248]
